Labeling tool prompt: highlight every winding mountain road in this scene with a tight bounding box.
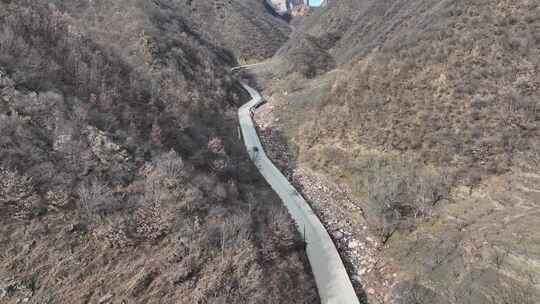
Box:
[238,83,360,304]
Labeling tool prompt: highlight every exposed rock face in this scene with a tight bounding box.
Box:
[267,0,288,14]
[288,0,310,16]
[267,0,310,16]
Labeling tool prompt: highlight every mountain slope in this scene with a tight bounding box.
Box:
[176,0,291,62]
[0,1,317,303]
[251,0,540,303]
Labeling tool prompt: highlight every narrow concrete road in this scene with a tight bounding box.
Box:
[238,83,360,304]
[230,62,268,71]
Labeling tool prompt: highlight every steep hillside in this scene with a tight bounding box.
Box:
[177,0,291,62]
[251,0,540,303]
[295,0,540,176]
[0,1,317,303]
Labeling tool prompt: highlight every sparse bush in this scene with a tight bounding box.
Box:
[77,179,117,220]
[93,216,133,248]
[356,155,452,243]
[0,167,41,219]
[153,150,186,180]
[133,202,172,241]
[139,150,189,211]
[45,189,70,211]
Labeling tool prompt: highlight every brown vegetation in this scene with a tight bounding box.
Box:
[252,0,540,302]
[0,1,318,303]
[177,0,291,62]
[302,0,540,180]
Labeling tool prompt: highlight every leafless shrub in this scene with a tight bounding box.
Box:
[208,137,225,154]
[133,202,172,241]
[153,150,186,180]
[92,216,133,248]
[490,247,510,270]
[206,214,253,256]
[358,156,452,243]
[0,167,41,219]
[150,120,163,147]
[45,189,70,211]
[77,179,117,221]
[395,275,439,304]
[128,151,188,241]
[139,150,189,209]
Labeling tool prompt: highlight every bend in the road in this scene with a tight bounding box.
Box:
[237,82,360,304]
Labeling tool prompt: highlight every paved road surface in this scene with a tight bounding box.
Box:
[231,62,268,71]
[238,83,360,304]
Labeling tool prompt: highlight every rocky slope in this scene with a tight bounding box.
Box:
[248,0,540,303]
[0,1,318,303]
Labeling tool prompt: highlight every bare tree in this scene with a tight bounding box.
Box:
[77,179,116,220]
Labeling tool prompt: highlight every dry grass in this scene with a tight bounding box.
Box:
[308,0,540,181]
[256,0,540,302]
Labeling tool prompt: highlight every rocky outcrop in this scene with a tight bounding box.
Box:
[267,0,310,16]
